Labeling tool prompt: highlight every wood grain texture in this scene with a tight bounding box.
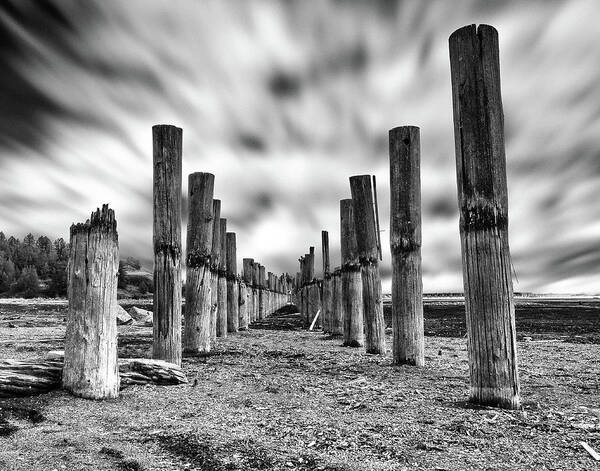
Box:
[64,205,119,399]
[184,172,214,354]
[449,24,520,409]
[258,265,266,320]
[321,231,331,332]
[1,357,187,398]
[226,232,239,333]
[349,177,385,354]
[331,269,343,336]
[210,200,221,341]
[217,218,228,337]
[340,199,363,347]
[389,126,424,366]
[152,125,182,366]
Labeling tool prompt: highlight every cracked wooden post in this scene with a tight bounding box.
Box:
[252,262,259,321]
[226,232,239,333]
[268,271,274,315]
[332,267,343,336]
[210,201,221,337]
[449,24,520,409]
[217,218,228,337]
[340,199,363,347]
[259,265,266,319]
[152,125,182,366]
[210,199,221,341]
[63,205,119,399]
[321,231,333,334]
[390,126,424,367]
[350,175,386,354]
[184,172,214,355]
[243,258,254,324]
[238,275,248,330]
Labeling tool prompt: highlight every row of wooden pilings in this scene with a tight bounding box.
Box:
[292,24,520,410]
[60,127,291,400]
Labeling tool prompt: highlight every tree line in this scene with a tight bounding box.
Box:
[0,232,147,298]
[0,232,68,298]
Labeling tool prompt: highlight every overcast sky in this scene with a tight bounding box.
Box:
[1,0,600,293]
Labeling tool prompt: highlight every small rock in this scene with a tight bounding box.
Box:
[523,336,533,342]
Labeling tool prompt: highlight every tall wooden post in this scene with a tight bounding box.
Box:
[350,175,385,354]
[389,126,424,366]
[226,232,239,333]
[217,218,228,337]
[332,267,343,336]
[152,125,182,366]
[243,258,254,325]
[184,172,214,354]
[340,199,363,347]
[321,231,333,334]
[259,265,266,319]
[238,277,248,330]
[210,199,221,341]
[63,205,119,399]
[253,262,260,321]
[449,24,520,409]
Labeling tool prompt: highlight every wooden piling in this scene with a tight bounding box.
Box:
[210,199,221,341]
[259,265,266,319]
[332,267,343,336]
[184,172,214,355]
[389,126,424,366]
[350,175,386,354]
[321,231,333,334]
[63,205,119,399]
[152,125,182,366]
[217,218,228,337]
[238,278,248,330]
[340,199,363,347]
[226,232,239,333]
[243,258,254,325]
[449,24,520,409]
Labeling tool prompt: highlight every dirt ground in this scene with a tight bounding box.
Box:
[0,299,598,470]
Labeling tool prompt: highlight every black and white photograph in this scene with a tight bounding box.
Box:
[0,1,598,469]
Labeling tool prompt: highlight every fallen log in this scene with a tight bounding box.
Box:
[0,355,187,398]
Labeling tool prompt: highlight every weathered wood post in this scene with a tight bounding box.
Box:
[389,126,424,366]
[267,271,274,315]
[243,258,254,323]
[184,172,214,355]
[321,231,333,334]
[210,199,221,341]
[226,232,239,333]
[332,267,343,336]
[259,265,266,319]
[217,218,228,337]
[152,125,182,366]
[449,24,520,409]
[238,276,248,330]
[63,205,119,399]
[252,262,260,321]
[340,198,364,347]
[350,175,386,354]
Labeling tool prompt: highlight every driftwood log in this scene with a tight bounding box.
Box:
[0,355,187,398]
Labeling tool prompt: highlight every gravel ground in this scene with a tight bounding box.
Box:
[0,301,598,470]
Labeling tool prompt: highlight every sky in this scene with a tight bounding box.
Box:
[1,0,600,294]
